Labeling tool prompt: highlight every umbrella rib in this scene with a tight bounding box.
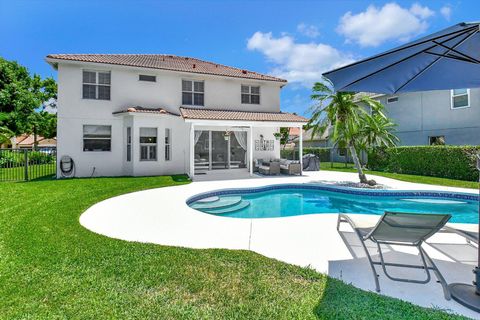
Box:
[424,52,478,64]
[323,25,478,76]
[337,28,476,91]
[394,29,479,93]
[432,40,480,64]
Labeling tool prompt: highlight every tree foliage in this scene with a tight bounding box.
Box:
[307,77,398,184]
[279,127,290,147]
[0,57,57,140]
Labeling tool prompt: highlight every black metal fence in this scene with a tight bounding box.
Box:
[0,148,57,181]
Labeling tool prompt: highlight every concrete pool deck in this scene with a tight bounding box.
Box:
[80,171,479,318]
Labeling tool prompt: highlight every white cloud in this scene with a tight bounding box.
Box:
[247,31,354,87]
[297,23,320,38]
[337,2,434,47]
[410,3,434,19]
[440,5,452,21]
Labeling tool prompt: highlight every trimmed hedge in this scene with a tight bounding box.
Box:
[368,146,480,181]
[281,147,331,161]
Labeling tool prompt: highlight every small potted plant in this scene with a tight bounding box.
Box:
[273,132,282,140]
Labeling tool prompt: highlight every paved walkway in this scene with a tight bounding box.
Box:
[80,171,479,318]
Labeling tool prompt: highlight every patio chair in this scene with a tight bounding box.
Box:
[279,159,301,175]
[443,224,478,245]
[337,212,452,300]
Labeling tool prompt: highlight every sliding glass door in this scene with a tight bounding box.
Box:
[194,130,247,173]
[211,131,228,169]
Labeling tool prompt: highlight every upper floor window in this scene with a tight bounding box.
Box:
[83,70,111,100]
[241,85,260,104]
[386,96,398,104]
[182,80,204,106]
[451,89,469,109]
[83,125,111,151]
[139,74,156,82]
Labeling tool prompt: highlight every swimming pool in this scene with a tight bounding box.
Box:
[187,184,479,224]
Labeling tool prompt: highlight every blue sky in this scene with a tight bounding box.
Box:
[1,0,477,115]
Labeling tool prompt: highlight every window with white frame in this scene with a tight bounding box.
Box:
[83,125,111,151]
[139,128,157,161]
[182,80,204,106]
[241,85,260,104]
[451,89,470,109]
[126,127,132,161]
[165,128,171,161]
[82,70,111,100]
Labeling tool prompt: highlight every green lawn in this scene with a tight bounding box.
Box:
[0,176,468,319]
[321,162,478,189]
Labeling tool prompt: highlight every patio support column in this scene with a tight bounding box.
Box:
[249,125,253,176]
[299,126,303,175]
[189,123,195,178]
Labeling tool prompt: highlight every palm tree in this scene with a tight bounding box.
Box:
[307,78,397,184]
[357,98,399,150]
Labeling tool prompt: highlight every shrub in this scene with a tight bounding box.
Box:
[28,151,55,165]
[0,150,24,167]
[368,146,480,181]
[0,150,55,168]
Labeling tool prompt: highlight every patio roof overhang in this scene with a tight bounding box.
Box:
[183,118,306,128]
[180,107,308,127]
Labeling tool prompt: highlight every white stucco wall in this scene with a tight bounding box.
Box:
[55,61,285,177]
[252,127,280,160]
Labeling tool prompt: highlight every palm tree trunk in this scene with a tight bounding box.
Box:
[349,144,367,183]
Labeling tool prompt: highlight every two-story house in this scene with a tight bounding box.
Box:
[369,89,480,146]
[46,54,307,178]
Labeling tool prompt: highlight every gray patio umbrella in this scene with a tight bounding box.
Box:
[323,22,480,312]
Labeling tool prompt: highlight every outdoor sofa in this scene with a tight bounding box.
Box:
[258,159,280,175]
[279,159,301,175]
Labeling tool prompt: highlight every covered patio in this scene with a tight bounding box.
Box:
[180,107,308,178]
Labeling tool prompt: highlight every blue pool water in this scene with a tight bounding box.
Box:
[187,184,479,224]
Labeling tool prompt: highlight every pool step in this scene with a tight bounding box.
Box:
[203,200,250,214]
[196,196,220,203]
[190,196,242,210]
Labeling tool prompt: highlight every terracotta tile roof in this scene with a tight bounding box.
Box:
[180,107,308,123]
[46,54,287,83]
[14,134,57,147]
[113,106,180,116]
[289,127,300,135]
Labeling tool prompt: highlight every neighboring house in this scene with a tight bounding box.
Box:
[46,54,308,178]
[10,134,57,149]
[285,127,329,149]
[357,88,480,146]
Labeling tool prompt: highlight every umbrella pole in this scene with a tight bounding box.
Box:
[448,154,480,312]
